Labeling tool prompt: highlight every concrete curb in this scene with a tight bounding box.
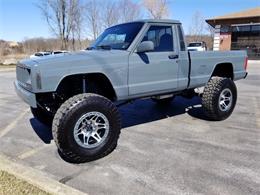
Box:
[248,60,260,64]
[0,154,87,195]
[0,67,15,72]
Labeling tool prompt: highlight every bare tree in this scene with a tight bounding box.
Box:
[22,37,89,54]
[206,24,215,46]
[38,0,83,50]
[188,11,206,41]
[85,0,102,40]
[22,38,60,53]
[70,0,84,50]
[102,1,120,28]
[119,0,141,23]
[0,40,9,56]
[187,12,215,49]
[102,0,142,28]
[142,0,169,19]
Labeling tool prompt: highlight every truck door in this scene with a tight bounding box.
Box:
[128,24,179,96]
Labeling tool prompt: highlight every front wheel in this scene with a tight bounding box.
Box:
[202,77,237,121]
[52,93,121,163]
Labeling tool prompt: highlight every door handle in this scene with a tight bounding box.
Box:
[168,54,179,59]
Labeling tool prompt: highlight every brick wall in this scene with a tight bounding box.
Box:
[219,33,231,51]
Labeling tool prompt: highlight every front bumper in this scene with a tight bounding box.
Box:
[14,80,37,108]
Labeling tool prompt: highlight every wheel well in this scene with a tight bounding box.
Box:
[211,63,234,80]
[56,73,117,101]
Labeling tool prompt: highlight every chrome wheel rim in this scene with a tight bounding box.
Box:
[218,88,233,112]
[73,112,109,149]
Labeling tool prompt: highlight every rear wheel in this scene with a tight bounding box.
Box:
[52,93,121,163]
[31,107,54,126]
[202,77,237,121]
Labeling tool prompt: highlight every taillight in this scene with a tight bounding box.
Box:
[244,57,248,70]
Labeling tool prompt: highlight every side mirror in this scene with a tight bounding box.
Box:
[136,41,154,53]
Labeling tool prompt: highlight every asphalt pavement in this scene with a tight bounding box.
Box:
[0,62,259,195]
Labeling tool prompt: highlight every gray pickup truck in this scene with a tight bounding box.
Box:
[15,19,248,163]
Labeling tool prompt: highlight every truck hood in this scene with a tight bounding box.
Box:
[20,50,130,68]
[19,49,130,93]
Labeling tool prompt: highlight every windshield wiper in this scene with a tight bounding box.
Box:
[96,45,111,50]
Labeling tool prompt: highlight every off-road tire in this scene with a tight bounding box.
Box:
[52,93,121,163]
[31,107,54,126]
[202,77,237,121]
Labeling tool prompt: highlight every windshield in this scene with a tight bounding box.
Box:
[188,43,202,47]
[90,22,144,50]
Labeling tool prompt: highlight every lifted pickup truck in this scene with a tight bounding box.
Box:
[15,19,248,163]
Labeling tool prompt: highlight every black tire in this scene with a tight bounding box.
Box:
[152,97,174,105]
[202,77,237,121]
[52,93,121,163]
[31,107,54,126]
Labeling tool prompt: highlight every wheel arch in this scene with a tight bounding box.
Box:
[55,72,118,101]
[210,62,234,80]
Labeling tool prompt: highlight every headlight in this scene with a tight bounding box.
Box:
[18,80,32,91]
[25,77,32,89]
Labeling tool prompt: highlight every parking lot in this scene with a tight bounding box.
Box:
[0,61,259,195]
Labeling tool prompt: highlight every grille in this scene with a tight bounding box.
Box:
[16,63,31,89]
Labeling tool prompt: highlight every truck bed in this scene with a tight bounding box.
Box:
[188,50,247,89]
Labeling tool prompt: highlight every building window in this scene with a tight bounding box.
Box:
[220,25,231,33]
[252,25,260,32]
[231,24,260,59]
[232,25,251,32]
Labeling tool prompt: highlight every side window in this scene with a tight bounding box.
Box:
[142,25,174,52]
[177,25,186,51]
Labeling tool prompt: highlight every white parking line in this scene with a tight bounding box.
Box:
[254,96,260,128]
[0,108,29,138]
[18,145,52,160]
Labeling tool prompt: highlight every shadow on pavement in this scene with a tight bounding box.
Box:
[29,96,209,144]
[30,119,53,144]
[120,96,209,128]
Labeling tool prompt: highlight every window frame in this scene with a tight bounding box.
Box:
[176,25,186,51]
[135,23,177,53]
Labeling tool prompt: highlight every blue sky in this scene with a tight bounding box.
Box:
[0,0,259,41]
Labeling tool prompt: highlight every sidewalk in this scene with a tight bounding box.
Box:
[0,154,87,195]
[0,67,15,72]
[249,60,260,64]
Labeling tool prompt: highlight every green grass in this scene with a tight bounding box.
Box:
[0,171,51,195]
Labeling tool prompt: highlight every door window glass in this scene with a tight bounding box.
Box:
[142,26,174,52]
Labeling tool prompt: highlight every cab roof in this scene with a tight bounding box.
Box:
[135,19,181,24]
[108,19,182,29]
